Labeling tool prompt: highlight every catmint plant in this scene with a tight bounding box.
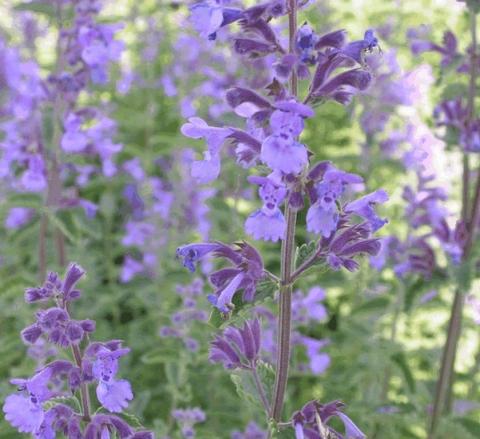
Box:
[2,263,153,438]
[177,0,388,436]
[0,0,124,278]
[407,3,480,437]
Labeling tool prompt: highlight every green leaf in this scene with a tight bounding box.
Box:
[230,361,275,409]
[43,395,81,412]
[454,418,480,437]
[353,295,391,314]
[5,192,42,209]
[295,240,318,269]
[450,259,473,292]
[141,345,181,364]
[119,412,144,429]
[44,209,77,243]
[391,352,416,393]
[14,1,56,16]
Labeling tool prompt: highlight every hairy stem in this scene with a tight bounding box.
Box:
[252,365,271,416]
[270,0,298,424]
[271,207,297,421]
[429,10,478,437]
[379,281,405,402]
[72,343,92,421]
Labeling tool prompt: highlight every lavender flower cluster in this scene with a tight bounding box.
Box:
[2,263,153,438]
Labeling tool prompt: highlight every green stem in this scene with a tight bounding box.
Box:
[72,344,91,421]
[271,207,296,422]
[428,10,478,437]
[252,365,271,416]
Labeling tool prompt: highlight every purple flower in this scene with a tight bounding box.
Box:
[261,134,308,174]
[300,336,330,375]
[3,367,53,434]
[190,1,243,40]
[245,175,287,242]
[292,400,366,439]
[181,117,233,183]
[122,221,155,247]
[176,242,221,272]
[306,166,363,237]
[345,189,389,232]
[209,319,261,369]
[296,23,320,64]
[4,207,34,229]
[343,29,379,64]
[325,223,381,272]
[231,421,268,439]
[120,256,145,283]
[172,408,206,438]
[21,155,47,192]
[292,286,327,324]
[89,345,133,412]
[260,101,313,174]
[307,52,372,105]
[96,379,133,413]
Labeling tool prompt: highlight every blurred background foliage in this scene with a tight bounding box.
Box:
[0,0,479,438]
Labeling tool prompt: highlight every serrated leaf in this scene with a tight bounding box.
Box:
[230,361,275,410]
[43,395,81,412]
[119,412,144,429]
[295,240,318,268]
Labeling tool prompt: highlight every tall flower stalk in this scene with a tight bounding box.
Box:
[177,1,387,437]
[428,5,480,437]
[271,0,298,423]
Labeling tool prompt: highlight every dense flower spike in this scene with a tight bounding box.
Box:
[3,264,152,437]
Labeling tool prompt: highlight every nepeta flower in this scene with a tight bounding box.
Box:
[245,175,287,242]
[181,117,233,183]
[231,421,268,439]
[3,367,53,434]
[172,407,206,438]
[190,1,243,40]
[345,189,389,232]
[343,29,379,64]
[292,286,327,323]
[177,241,265,312]
[209,319,261,369]
[4,207,34,229]
[306,166,363,237]
[292,400,366,439]
[260,101,313,174]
